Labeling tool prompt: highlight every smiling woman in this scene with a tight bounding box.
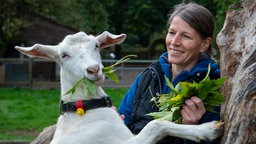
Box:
[166,3,214,80]
[166,16,211,75]
[118,2,221,144]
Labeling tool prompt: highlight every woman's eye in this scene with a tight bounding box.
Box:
[168,31,176,37]
[169,31,175,35]
[184,35,191,39]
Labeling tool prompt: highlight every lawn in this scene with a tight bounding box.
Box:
[0,87,128,141]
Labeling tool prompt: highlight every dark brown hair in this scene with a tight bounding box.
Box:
[167,3,215,56]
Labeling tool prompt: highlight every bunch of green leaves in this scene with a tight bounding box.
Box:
[64,77,96,101]
[64,54,137,99]
[148,64,226,123]
[102,54,137,83]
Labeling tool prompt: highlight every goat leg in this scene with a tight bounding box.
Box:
[125,120,224,144]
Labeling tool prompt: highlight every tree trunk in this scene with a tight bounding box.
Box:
[217,0,256,144]
[31,124,56,144]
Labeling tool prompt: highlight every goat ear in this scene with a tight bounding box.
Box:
[15,44,58,60]
[96,31,126,49]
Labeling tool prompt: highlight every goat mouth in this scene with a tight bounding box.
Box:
[92,75,104,84]
[94,78,104,85]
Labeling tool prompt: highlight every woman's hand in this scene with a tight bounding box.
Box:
[181,96,206,124]
[111,106,125,120]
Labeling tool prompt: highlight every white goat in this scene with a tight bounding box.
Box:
[15,31,223,144]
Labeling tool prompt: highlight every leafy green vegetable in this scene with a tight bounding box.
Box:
[148,64,226,123]
[64,77,96,101]
[103,54,137,83]
[63,54,137,100]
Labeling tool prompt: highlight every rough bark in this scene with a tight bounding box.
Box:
[217,0,256,144]
[31,125,56,144]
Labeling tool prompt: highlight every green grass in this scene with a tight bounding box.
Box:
[0,87,128,140]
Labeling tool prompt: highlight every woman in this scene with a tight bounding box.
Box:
[118,2,220,144]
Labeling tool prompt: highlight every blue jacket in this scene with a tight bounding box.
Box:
[118,52,221,144]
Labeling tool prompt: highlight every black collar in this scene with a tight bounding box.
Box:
[60,96,112,115]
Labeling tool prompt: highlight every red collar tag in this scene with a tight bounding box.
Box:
[75,100,85,116]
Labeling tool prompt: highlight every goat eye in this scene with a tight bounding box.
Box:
[61,53,69,59]
[95,43,100,49]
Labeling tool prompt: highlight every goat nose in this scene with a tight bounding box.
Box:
[86,65,100,74]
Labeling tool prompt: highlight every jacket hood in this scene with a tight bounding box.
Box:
[158,52,220,86]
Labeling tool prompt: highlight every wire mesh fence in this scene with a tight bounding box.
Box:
[0,58,156,89]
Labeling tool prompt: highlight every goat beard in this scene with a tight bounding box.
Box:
[93,75,105,86]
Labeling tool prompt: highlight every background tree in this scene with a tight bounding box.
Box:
[0,0,109,57]
[0,0,238,59]
[106,0,218,59]
[0,0,30,56]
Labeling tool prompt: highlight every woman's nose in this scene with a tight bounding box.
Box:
[171,34,181,45]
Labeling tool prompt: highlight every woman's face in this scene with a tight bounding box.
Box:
[166,16,211,69]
